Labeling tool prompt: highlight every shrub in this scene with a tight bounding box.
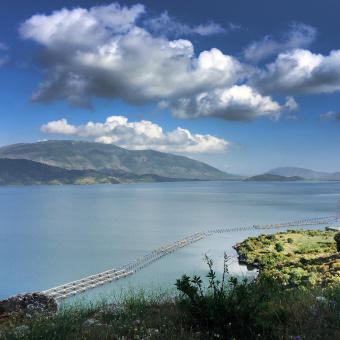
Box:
[275,242,285,252]
[334,232,340,252]
[175,253,273,338]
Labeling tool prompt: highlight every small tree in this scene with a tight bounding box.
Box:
[275,242,285,252]
[334,232,340,251]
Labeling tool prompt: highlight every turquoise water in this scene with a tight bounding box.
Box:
[1,181,339,300]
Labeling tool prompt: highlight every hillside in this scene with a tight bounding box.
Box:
[0,158,121,185]
[0,140,238,180]
[266,167,340,180]
[0,159,197,185]
[245,174,304,181]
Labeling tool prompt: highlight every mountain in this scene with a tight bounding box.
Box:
[245,174,304,181]
[0,159,200,186]
[0,140,239,180]
[266,167,340,180]
[0,158,120,185]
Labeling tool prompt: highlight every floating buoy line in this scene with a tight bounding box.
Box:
[42,216,337,299]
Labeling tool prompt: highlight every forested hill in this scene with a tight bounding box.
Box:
[0,140,239,180]
[0,158,203,185]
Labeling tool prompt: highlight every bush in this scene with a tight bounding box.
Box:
[275,242,285,252]
[175,253,273,338]
[334,232,340,251]
[287,237,294,244]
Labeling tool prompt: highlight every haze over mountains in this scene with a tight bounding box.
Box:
[0,140,239,182]
[266,167,340,181]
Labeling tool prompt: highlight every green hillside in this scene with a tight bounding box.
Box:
[0,158,120,185]
[0,159,197,186]
[0,140,238,180]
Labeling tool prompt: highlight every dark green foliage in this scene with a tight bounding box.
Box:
[287,237,294,244]
[334,232,340,252]
[175,253,272,338]
[275,242,285,252]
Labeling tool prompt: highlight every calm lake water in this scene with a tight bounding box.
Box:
[1,181,339,300]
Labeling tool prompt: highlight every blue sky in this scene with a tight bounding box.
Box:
[1,0,340,175]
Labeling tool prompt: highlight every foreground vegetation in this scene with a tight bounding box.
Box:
[1,230,340,339]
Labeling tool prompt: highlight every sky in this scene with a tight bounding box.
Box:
[0,0,340,175]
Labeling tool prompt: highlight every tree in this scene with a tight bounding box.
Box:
[275,242,285,252]
[334,232,340,252]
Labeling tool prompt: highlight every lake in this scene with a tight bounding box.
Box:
[1,181,339,300]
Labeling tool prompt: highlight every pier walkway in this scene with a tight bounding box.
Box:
[254,216,335,229]
[42,231,212,299]
[42,216,337,299]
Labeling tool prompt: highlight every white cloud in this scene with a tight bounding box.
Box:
[244,22,316,63]
[19,3,145,47]
[19,3,253,117]
[40,116,230,153]
[24,4,340,122]
[144,11,226,37]
[168,85,289,122]
[253,49,340,95]
[284,96,299,111]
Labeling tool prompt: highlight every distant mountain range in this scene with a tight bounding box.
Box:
[266,167,340,181]
[0,140,240,185]
[0,141,339,186]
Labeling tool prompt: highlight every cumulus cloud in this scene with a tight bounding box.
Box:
[24,3,340,122]
[19,3,145,46]
[244,22,316,63]
[40,116,230,153]
[144,11,226,37]
[168,85,289,122]
[252,49,340,95]
[19,3,252,115]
